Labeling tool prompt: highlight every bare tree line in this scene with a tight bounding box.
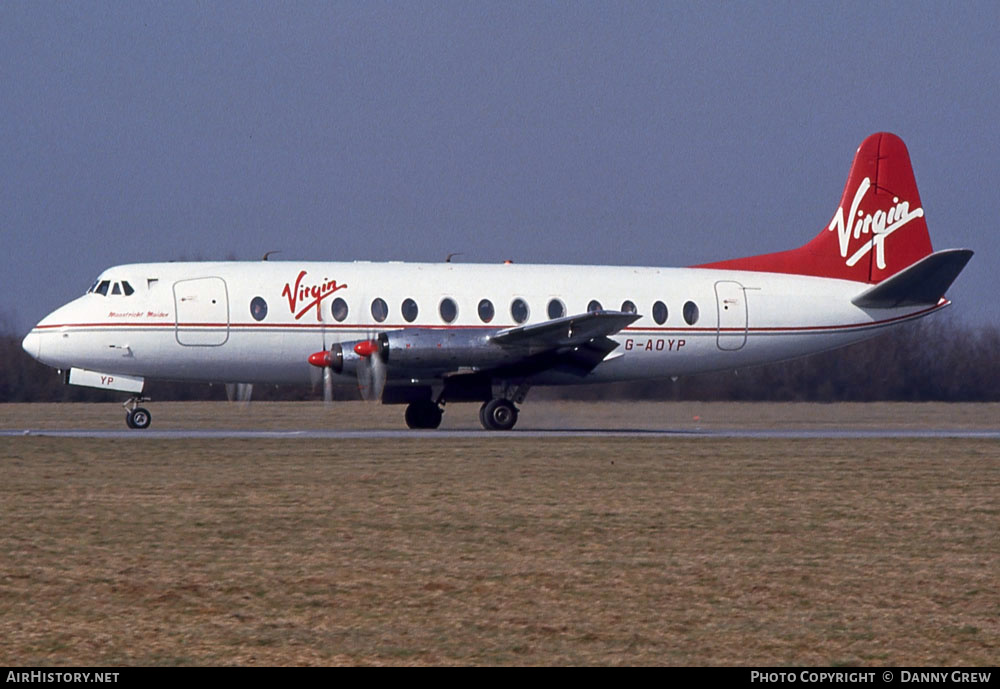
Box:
[551,317,1000,402]
[2,317,997,403]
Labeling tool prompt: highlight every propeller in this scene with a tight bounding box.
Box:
[307,306,336,406]
[308,357,324,394]
[308,338,386,402]
[238,383,253,404]
[321,308,332,407]
[323,366,333,404]
[354,339,386,402]
[225,382,253,407]
[308,348,337,405]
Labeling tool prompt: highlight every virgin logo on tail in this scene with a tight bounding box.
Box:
[828,177,924,270]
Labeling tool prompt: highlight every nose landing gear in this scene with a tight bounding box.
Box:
[123,397,152,430]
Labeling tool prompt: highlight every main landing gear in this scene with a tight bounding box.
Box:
[402,398,520,430]
[402,382,527,431]
[479,398,518,431]
[404,399,443,429]
[123,397,152,430]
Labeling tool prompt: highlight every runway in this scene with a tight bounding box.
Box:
[5,428,1000,439]
[4,401,1000,440]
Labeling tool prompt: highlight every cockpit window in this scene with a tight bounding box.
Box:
[91,279,135,296]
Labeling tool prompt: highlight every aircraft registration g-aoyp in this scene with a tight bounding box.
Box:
[22,132,972,430]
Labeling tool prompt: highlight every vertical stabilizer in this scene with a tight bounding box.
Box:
[697,133,934,283]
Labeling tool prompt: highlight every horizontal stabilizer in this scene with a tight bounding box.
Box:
[852,249,973,308]
[491,310,640,348]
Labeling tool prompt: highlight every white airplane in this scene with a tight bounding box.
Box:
[21,132,972,430]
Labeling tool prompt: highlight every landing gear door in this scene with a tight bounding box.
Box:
[715,280,747,351]
[174,277,230,346]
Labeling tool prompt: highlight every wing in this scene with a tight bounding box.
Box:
[430,309,637,384]
[480,309,640,375]
[490,310,640,349]
[330,310,641,403]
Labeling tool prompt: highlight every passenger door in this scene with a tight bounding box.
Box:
[174,277,230,346]
[715,280,747,351]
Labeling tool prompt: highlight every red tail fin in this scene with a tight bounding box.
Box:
[697,132,933,283]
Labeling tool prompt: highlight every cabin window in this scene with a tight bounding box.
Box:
[587,300,603,313]
[478,299,495,323]
[401,298,418,323]
[511,298,529,324]
[683,301,699,325]
[330,297,350,323]
[121,281,135,296]
[371,298,388,323]
[547,299,565,320]
[331,297,348,322]
[621,300,637,314]
[250,297,268,321]
[652,301,668,325]
[439,298,458,323]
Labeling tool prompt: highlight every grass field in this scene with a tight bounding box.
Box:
[0,402,997,665]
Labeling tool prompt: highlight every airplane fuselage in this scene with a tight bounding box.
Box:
[23,259,944,388]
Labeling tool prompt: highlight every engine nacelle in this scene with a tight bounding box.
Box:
[377,329,520,373]
[313,329,534,381]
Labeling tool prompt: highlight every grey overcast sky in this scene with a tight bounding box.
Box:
[2,1,997,333]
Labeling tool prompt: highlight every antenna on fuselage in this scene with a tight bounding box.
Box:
[445,252,463,263]
[262,250,282,261]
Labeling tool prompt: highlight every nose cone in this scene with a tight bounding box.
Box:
[22,330,41,361]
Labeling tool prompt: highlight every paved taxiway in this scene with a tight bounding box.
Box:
[5,428,1000,439]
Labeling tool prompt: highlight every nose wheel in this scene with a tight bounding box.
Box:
[123,397,152,430]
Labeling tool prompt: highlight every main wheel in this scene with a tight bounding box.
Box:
[128,407,152,430]
[404,400,443,429]
[480,399,518,431]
